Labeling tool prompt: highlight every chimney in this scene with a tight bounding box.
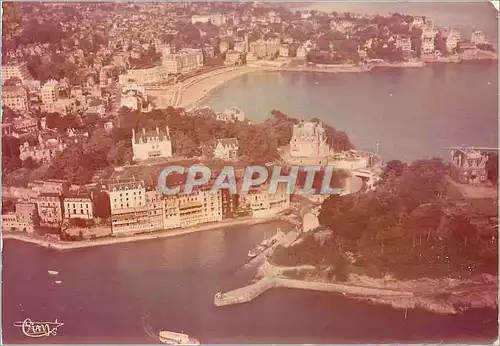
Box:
[142,128,146,135]
[156,127,159,134]
[132,128,135,138]
[166,126,170,137]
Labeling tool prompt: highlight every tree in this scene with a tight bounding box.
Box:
[333,255,350,282]
[93,191,111,219]
[381,160,406,181]
[486,153,498,185]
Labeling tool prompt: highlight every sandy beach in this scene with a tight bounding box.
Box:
[176,66,260,108]
[2,215,282,251]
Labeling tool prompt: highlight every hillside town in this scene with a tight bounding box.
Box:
[1,2,497,245]
[1,2,497,116]
[2,112,380,241]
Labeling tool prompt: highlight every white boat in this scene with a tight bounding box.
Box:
[48,270,59,275]
[55,281,62,284]
[159,331,200,345]
[247,245,266,258]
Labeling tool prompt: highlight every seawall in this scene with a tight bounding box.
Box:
[213,276,414,307]
[2,216,279,251]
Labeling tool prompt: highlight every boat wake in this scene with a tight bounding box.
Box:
[141,310,160,343]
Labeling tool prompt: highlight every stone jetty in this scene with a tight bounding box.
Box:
[213,276,414,307]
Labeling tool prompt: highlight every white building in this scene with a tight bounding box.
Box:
[2,62,34,84]
[296,45,307,58]
[289,121,331,159]
[118,66,168,85]
[41,79,59,106]
[240,183,290,218]
[411,16,425,28]
[395,37,412,52]
[107,179,146,214]
[234,41,247,53]
[249,39,280,59]
[225,51,241,65]
[162,49,204,74]
[120,86,151,112]
[421,36,435,54]
[191,14,211,24]
[213,138,239,160]
[471,30,487,45]
[2,86,30,112]
[279,44,290,57]
[132,127,173,161]
[219,41,230,54]
[64,192,94,220]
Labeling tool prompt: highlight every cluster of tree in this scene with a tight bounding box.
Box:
[476,43,496,52]
[26,55,79,84]
[129,44,162,69]
[2,133,42,173]
[2,2,21,39]
[273,159,497,280]
[42,105,353,185]
[368,44,405,62]
[15,19,65,46]
[308,49,361,65]
[77,32,109,55]
[44,127,132,185]
[486,153,498,185]
[118,107,353,165]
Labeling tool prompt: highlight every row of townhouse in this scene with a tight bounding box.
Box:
[2,171,291,235]
[2,180,95,232]
[103,178,290,235]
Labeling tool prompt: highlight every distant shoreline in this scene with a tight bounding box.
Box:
[175,56,497,110]
[2,216,285,251]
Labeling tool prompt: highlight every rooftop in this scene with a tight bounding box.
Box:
[218,138,239,149]
[133,127,171,143]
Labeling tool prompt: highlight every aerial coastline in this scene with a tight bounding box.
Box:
[2,213,296,251]
[172,52,496,110]
[1,2,498,343]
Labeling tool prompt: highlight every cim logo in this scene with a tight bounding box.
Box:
[14,318,64,338]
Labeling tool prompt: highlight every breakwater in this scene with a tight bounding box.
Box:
[213,276,414,307]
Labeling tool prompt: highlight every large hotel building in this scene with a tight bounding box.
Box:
[105,179,224,234]
[162,48,204,74]
[104,175,290,235]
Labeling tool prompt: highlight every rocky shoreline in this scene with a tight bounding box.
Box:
[259,260,498,315]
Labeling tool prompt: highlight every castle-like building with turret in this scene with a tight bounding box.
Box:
[289,121,331,159]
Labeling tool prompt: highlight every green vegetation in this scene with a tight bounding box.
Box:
[272,159,498,280]
[36,107,354,185]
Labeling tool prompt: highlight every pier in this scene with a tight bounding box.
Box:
[215,277,276,307]
[213,276,414,307]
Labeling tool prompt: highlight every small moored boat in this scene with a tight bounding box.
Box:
[48,270,59,275]
[55,281,62,284]
[159,331,200,345]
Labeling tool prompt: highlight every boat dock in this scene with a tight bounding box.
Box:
[243,229,300,269]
